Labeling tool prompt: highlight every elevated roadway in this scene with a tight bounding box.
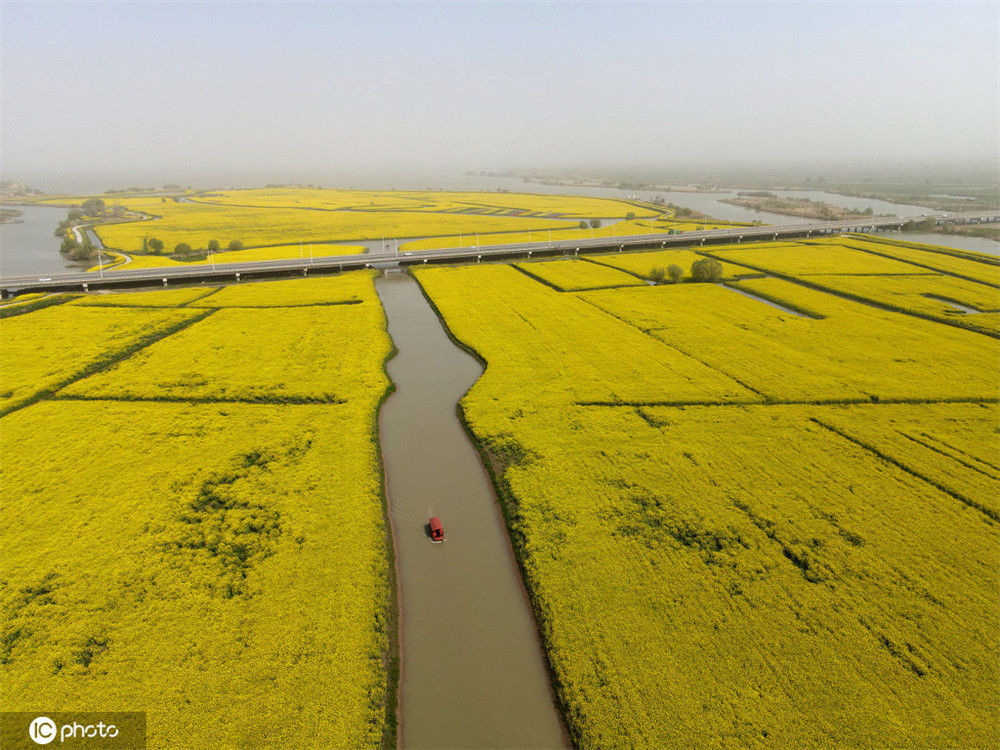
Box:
[3,211,998,297]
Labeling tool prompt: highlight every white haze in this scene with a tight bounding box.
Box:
[2,1,997,193]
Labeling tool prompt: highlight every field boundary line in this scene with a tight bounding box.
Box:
[509,263,566,292]
[50,393,349,406]
[0,308,216,419]
[720,281,825,319]
[698,251,1000,339]
[579,396,1000,408]
[0,293,78,319]
[574,294,770,400]
[79,298,364,310]
[896,431,1000,481]
[810,416,999,522]
[916,431,1000,474]
[837,239,1000,289]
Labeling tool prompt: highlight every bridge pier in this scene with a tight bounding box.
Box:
[235,272,241,281]
[302,268,308,276]
[82,283,88,292]
[162,278,168,287]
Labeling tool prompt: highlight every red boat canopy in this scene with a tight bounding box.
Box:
[429,517,445,541]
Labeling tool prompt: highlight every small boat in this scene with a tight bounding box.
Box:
[429,516,445,542]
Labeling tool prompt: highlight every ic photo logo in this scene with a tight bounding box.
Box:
[28,716,56,745]
[0,711,144,749]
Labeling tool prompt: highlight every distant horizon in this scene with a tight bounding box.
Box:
[4,158,998,197]
[3,1,997,192]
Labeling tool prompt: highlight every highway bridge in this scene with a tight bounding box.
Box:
[3,210,998,297]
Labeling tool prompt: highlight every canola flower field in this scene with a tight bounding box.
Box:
[413,234,999,749]
[0,271,396,748]
[704,237,1000,335]
[31,187,666,262]
[398,215,737,252]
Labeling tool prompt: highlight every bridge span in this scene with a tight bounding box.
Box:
[3,211,998,297]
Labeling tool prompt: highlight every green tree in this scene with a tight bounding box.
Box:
[579,220,588,230]
[625,211,636,220]
[690,257,723,282]
[174,242,193,255]
[227,239,244,252]
[147,237,164,254]
[589,218,601,229]
[81,198,106,216]
[648,267,666,283]
[667,264,684,283]
[207,239,221,253]
[67,208,84,221]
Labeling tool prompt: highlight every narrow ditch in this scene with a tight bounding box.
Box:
[374,270,568,749]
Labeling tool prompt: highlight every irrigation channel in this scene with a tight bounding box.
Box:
[375,271,568,750]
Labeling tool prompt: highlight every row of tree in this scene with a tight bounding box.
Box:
[143,237,245,258]
[648,257,723,284]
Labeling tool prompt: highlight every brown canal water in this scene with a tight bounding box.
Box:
[375,271,568,750]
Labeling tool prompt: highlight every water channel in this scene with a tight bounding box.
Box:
[375,271,568,750]
[0,203,92,277]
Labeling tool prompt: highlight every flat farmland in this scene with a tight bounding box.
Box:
[412,236,1000,749]
[0,271,396,748]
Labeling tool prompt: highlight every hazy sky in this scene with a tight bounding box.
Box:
[2,1,997,190]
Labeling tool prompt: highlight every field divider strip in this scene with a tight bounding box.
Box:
[49,393,349,406]
[573,294,771,400]
[846,233,1000,267]
[0,308,217,419]
[0,293,78,319]
[837,239,1000,289]
[917,431,1000,473]
[509,263,566,292]
[577,396,1000,408]
[721,281,824,319]
[895,431,1000,481]
[579,256,653,283]
[810,416,999,523]
[696,250,1000,339]
[81,299,364,310]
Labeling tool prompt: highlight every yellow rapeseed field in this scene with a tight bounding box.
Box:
[583,279,998,401]
[91,193,584,254]
[588,247,749,281]
[398,217,734,252]
[513,259,645,291]
[415,264,758,406]
[120,243,366,269]
[841,237,1000,284]
[187,187,657,218]
[413,242,999,748]
[1,400,392,748]
[72,287,220,307]
[62,305,388,403]
[465,402,999,749]
[0,305,203,415]
[1,270,396,747]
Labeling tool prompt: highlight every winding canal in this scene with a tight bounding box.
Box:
[375,271,568,750]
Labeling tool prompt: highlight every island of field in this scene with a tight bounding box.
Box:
[413,235,1000,749]
[0,272,397,748]
[32,187,688,269]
